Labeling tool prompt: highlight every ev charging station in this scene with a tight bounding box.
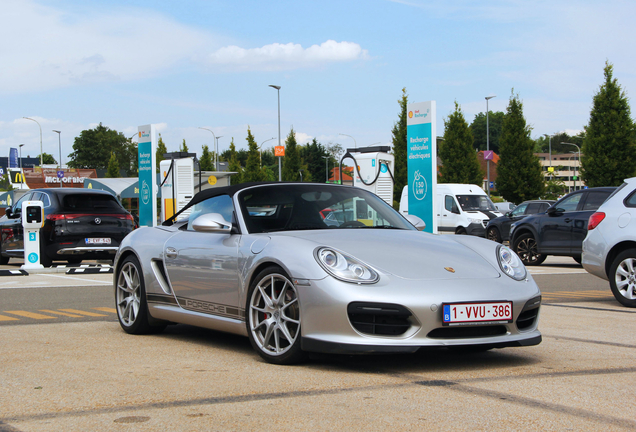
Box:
[21,200,44,270]
[345,146,395,206]
[160,155,195,222]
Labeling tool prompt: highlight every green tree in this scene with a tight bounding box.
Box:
[543,179,567,200]
[391,88,408,207]
[156,134,168,173]
[227,138,243,184]
[439,102,483,185]
[36,153,57,165]
[535,131,585,155]
[470,111,505,153]
[300,138,328,182]
[282,128,302,181]
[200,145,214,171]
[106,152,120,178]
[67,123,136,175]
[180,139,189,153]
[496,91,545,203]
[243,128,267,182]
[581,61,636,187]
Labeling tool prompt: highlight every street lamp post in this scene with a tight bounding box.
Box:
[198,127,218,171]
[299,169,304,182]
[323,156,329,183]
[562,143,581,191]
[19,144,24,189]
[23,117,42,167]
[339,133,357,149]
[52,130,62,188]
[485,95,496,196]
[543,134,554,179]
[214,136,223,171]
[258,137,276,168]
[269,85,282,181]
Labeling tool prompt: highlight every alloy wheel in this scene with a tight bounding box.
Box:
[116,262,141,326]
[249,273,300,356]
[614,257,636,300]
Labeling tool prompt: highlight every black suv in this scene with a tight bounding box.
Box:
[509,187,616,265]
[0,188,134,266]
[486,200,555,243]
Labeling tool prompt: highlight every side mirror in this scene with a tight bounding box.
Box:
[547,207,562,216]
[404,214,426,231]
[192,213,232,233]
[4,207,12,218]
[505,211,512,217]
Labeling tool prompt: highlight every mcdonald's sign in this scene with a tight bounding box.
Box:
[11,171,24,184]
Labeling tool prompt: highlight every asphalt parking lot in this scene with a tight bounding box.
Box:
[0,257,635,431]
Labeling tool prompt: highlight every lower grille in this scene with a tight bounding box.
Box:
[427,325,507,339]
[347,302,412,336]
[517,296,541,331]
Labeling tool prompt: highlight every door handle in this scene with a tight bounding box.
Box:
[564,218,572,223]
[165,247,177,259]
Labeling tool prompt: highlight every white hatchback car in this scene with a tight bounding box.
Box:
[582,177,636,307]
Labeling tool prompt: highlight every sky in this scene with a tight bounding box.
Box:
[1,0,635,162]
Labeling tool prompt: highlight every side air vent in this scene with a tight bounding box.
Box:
[151,259,172,295]
[347,302,412,336]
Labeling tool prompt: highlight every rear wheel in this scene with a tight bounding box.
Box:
[487,227,502,243]
[513,233,546,266]
[609,249,636,308]
[246,266,305,365]
[116,255,166,334]
[67,258,82,265]
[572,255,582,265]
[0,255,9,265]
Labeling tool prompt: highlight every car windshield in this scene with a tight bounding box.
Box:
[238,184,415,233]
[456,194,497,211]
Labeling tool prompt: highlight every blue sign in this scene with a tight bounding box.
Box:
[57,170,65,178]
[406,101,437,233]
[490,181,494,189]
[9,148,18,168]
[138,125,157,227]
[28,253,38,263]
[29,232,36,241]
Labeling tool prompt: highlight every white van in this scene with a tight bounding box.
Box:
[399,183,502,236]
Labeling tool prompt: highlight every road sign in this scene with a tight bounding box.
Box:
[57,170,64,178]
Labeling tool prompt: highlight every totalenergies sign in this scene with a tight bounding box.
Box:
[275,146,285,157]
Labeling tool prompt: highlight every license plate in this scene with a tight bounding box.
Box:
[443,302,512,325]
[85,238,111,245]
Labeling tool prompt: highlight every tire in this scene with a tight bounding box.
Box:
[0,255,9,265]
[40,253,52,268]
[513,233,547,266]
[572,255,582,265]
[609,249,636,308]
[246,266,306,365]
[456,227,467,235]
[115,255,166,334]
[67,258,82,265]
[487,227,502,243]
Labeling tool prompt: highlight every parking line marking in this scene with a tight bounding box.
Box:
[4,310,56,319]
[0,314,20,321]
[39,309,84,318]
[58,308,107,317]
[92,307,116,313]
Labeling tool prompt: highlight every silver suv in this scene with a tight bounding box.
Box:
[582,177,636,307]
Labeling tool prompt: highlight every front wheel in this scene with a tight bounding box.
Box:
[116,255,166,334]
[513,233,546,266]
[609,249,636,308]
[246,266,305,365]
[487,227,502,243]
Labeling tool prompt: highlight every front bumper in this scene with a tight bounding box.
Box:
[465,222,486,237]
[296,272,542,354]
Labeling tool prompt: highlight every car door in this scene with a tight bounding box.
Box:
[439,195,460,231]
[163,195,242,320]
[539,192,583,253]
[570,190,614,254]
[500,202,529,240]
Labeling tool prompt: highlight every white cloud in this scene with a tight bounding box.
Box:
[0,1,214,94]
[207,40,369,71]
[294,132,313,145]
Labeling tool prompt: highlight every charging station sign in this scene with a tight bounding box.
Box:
[406,101,437,234]
[138,125,158,227]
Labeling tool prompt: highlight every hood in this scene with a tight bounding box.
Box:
[274,230,500,281]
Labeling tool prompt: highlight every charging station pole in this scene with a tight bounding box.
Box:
[21,200,45,270]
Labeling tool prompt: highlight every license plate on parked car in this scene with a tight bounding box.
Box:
[85,238,111,245]
[442,302,512,325]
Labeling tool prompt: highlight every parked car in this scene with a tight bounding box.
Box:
[509,187,616,266]
[114,182,542,365]
[582,178,636,307]
[0,188,134,266]
[486,200,555,243]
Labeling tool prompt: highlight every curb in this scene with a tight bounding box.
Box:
[1,264,113,276]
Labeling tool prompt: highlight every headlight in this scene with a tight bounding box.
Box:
[315,247,379,284]
[497,245,527,281]
[468,218,482,224]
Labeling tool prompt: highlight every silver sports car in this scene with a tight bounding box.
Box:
[114,182,541,364]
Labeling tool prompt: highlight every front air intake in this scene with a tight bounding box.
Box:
[347,302,412,336]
